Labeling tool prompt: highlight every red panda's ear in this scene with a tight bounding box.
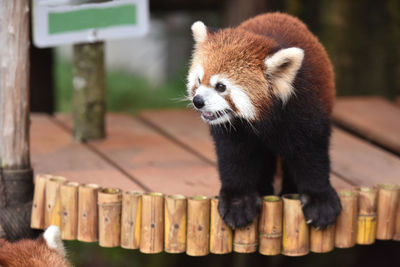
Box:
[264,47,304,103]
[43,225,66,257]
[191,21,208,43]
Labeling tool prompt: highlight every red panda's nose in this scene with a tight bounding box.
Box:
[193,95,205,109]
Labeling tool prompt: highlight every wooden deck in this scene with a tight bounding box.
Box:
[31,97,400,196]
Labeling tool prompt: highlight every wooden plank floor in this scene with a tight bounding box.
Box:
[30,97,400,196]
[333,96,400,155]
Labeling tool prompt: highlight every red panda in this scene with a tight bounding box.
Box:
[187,13,341,229]
[0,226,71,267]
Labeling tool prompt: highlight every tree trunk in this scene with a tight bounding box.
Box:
[0,0,36,241]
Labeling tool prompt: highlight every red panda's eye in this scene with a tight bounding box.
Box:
[215,83,226,92]
[198,78,201,84]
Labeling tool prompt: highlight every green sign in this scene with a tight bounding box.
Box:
[32,0,149,48]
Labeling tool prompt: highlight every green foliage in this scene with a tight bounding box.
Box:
[54,59,188,113]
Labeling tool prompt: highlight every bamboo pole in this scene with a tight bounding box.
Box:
[259,196,282,256]
[140,192,164,254]
[31,174,50,229]
[78,184,100,242]
[98,188,122,247]
[310,225,335,253]
[282,194,309,256]
[376,184,399,240]
[45,176,67,228]
[394,194,400,241]
[233,218,258,253]
[335,189,358,248]
[357,186,377,245]
[186,196,210,256]
[60,182,79,240]
[210,196,232,254]
[121,191,142,249]
[164,194,187,253]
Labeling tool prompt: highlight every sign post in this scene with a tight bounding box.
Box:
[32,0,149,140]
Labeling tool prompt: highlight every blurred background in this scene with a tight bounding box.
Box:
[29,0,400,266]
[31,0,400,115]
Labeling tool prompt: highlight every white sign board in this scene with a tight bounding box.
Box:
[32,0,149,48]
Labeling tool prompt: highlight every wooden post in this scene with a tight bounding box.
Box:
[335,189,358,248]
[259,196,282,256]
[186,196,210,256]
[310,225,335,253]
[60,182,79,240]
[78,184,100,242]
[140,192,164,254]
[233,218,258,253]
[282,194,309,256]
[376,184,399,240]
[31,174,50,230]
[164,194,187,253]
[210,196,232,254]
[357,186,377,245]
[72,42,106,141]
[45,176,67,228]
[0,0,34,240]
[98,188,122,247]
[121,191,142,249]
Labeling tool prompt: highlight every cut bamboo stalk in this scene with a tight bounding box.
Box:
[31,174,50,229]
[98,188,122,247]
[164,195,187,253]
[282,194,309,256]
[78,184,100,242]
[376,184,399,240]
[60,182,79,240]
[394,192,400,241]
[140,192,164,254]
[45,176,67,228]
[186,196,210,256]
[164,194,187,253]
[210,196,232,254]
[335,189,358,248]
[259,196,282,256]
[310,225,335,253]
[357,186,378,245]
[121,191,142,249]
[233,217,258,253]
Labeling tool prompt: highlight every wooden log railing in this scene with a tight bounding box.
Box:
[31,174,400,256]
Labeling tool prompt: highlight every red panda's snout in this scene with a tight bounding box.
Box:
[188,72,257,125]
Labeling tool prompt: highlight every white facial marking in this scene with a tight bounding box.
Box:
[195,85,230,111]
[186,65,204,96]
[191,21,207,43]
[265,47,304,103]
[210,74,256,121]
[43,225,66,257]
[194,85,232,124]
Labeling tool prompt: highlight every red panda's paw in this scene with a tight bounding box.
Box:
[300,187,342,229]
[217,191,261,229]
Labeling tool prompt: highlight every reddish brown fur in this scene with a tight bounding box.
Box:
[0,236,70,267]
[239,13,335,113]
[191,12,335,114]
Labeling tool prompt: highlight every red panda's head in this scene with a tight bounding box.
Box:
[0,225,71,267]
[187,21,304,125]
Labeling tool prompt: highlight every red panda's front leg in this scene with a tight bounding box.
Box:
[211,127,276,229]
[283,146,342,229]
